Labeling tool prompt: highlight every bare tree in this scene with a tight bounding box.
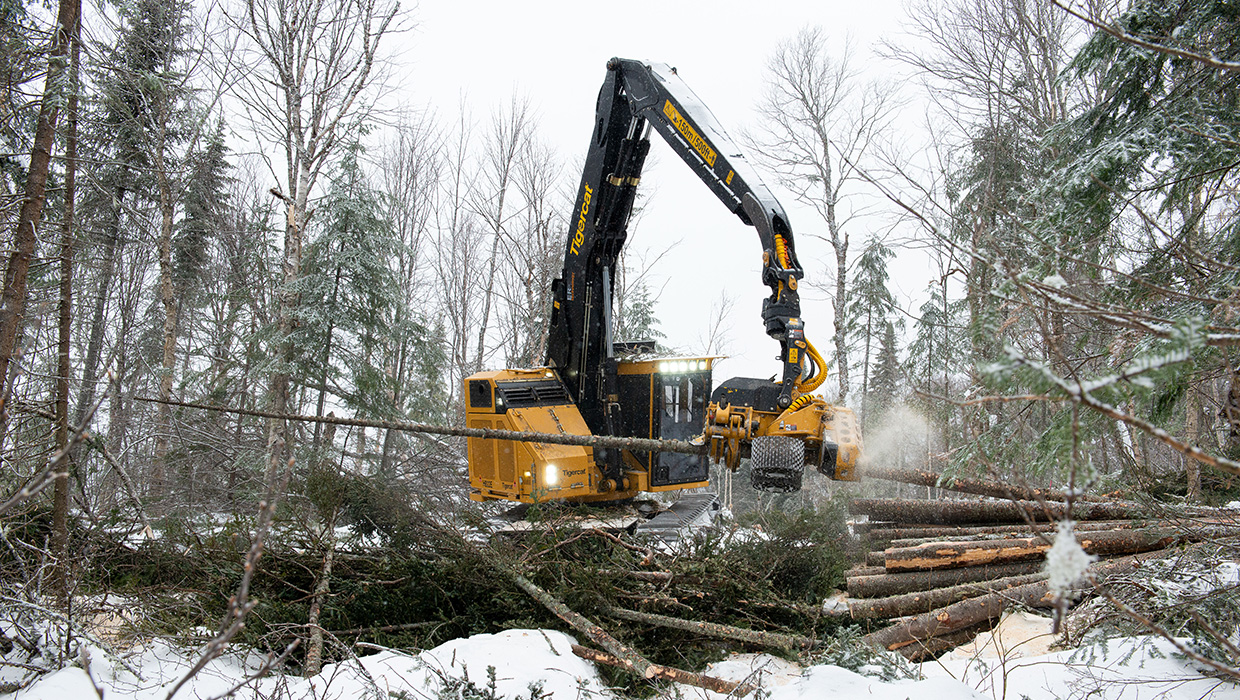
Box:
[496,133,565,368]
[433,110,484,419]
[698,292,736,357]
[377,112,442,471]
[232,0,397,478]
[468,94,534,374]
[747,26,898,402]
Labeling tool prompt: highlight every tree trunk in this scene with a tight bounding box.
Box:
[266,187,304,504]
[868,519,1143,547]
[900,622,993,662]
[472,232,502,374]
[880,528,1192,573]
[304,528,336,676]
[0,0,82,429]
[51,24,80,613]
[1185,387,1203,503]
[847,561,1044,599]
[153,108,177,497]
[508,571,658,679]
[1224,366,1240,456]
[311,264,342,452]
[141,397,708,455]
[849,497,1150,525]
[844,565,885,578]
[569,645,754,696]
[305,420,338,677]
[861,552,1160,652]
[848,571,1049,620]
[379,300,409,475]
[604,606,814,650]
[72,192,124,467]
[863,580,1054,651]
[863,465,1111,502]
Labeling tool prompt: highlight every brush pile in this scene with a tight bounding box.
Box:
[840,467,1240,661]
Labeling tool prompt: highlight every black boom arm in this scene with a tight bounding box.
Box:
[545,58,812,478]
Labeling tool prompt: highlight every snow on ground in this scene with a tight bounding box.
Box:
[3,629,609,700]
[4,622,1239,700]
[924,633,1240,700]
[666,653,989,700]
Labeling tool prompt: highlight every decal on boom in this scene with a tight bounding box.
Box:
[663,100,717,167]
[570,183,593,256]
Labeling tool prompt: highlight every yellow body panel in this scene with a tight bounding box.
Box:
[465,367,707,503]
[704,394,862,481]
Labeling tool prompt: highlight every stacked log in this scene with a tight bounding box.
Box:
[844,469,1240,661]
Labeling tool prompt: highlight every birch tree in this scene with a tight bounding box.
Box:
[748,26,897,402]
[233,0,397,477]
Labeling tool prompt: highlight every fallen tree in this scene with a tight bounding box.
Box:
[570,645,755,696]
[850,498,1152,525]
[604,606,815,650]
[847,571,1049,620]
[861,551,1163,653]
[881,527,1193,572]
[862,466,1111,502]
[866,520,1145,546]
[846,561,1045,598]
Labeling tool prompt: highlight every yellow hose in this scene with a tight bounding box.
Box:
[796,340,828,393]
[785,394,815,412]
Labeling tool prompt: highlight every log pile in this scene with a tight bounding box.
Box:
[845,468,1240,661]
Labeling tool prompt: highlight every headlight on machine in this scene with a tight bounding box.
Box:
[544,464,558,486]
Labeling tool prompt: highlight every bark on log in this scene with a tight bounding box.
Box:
[861,552,1160,651]
[570,645,755,696]
[863,466,1111,502]
[900,621,995,662]
[867,520,1144,545]
[509,572,658,679]
[844,565,885,578]
[882,527,1224,572]
[847,561,1044,599]
[882,520,1145,548]
[630,571,673,583]
[847,572,1049,620]
[604,606,814,650]
[865,551,886,567]
[863,580,1054,651]
[850,498,1150,525]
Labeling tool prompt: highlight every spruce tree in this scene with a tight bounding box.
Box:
[847,237,899,423]
[174,119,231,296]
[867,321,901,431]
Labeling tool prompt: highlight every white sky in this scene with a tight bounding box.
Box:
[395,0,931,391]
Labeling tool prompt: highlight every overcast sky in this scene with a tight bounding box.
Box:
[395,0,927,389]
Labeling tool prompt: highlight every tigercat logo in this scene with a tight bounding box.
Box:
[663,100,717,168]
[564,468,586,476]
[569,183,592,256]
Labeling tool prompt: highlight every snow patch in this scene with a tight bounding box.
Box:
[943,610,1056,660]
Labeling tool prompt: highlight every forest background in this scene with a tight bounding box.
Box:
[1,0,1240,687]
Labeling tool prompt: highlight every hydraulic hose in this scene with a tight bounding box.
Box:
[797,340,828,393]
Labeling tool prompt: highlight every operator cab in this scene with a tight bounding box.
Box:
[614,349,716,487]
